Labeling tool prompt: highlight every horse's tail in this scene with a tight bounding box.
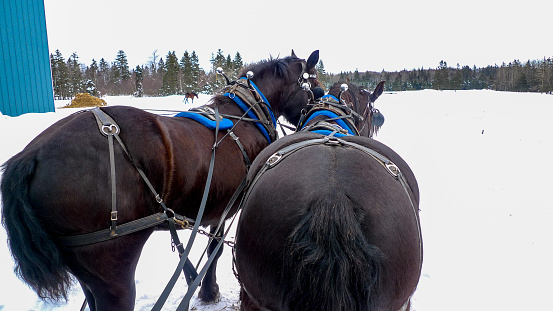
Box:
[1,154,72,301]
[280,193,383,311]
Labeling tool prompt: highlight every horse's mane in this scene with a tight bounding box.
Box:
[239,56,299,81]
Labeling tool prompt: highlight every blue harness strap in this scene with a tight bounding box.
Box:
[303,110,357,136]
[174,111,234,130]
[223,79,277,143]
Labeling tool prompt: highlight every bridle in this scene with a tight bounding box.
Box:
[296,84,362,136]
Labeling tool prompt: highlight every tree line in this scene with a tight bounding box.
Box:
[50,49,553,99]
[50,49,243,99]
[318,58,553,94]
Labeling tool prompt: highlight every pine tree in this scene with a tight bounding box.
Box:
[50,50,69,99]
[161,51,179,95]
[85,59,99,87]
[98,58,110,95]
[190,51,202,92]
[134,65,144,97]
[433,60,449,90]
[233,52,243,75]
[115,50,131,81]
[316,60,328,88]
[211,49,226,71]
[180,51,192,92]
[84,79,99,97]
[210,49,228,91]
[450,64,463,90]
[67,52,83,97]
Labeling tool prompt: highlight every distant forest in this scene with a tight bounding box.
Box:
[49,49,553,99]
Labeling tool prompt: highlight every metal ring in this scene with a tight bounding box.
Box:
[101,124,119,135]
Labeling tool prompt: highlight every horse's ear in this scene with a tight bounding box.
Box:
[291,49,297,57]
[371,81,386,102]
[306,50,319,70]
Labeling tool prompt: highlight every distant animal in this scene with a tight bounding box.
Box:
[1,50,321,311]
[184,91,198,103]
[234,81,422,311]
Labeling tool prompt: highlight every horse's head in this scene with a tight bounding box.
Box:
[239,50,322,126]
[329,81,385,138]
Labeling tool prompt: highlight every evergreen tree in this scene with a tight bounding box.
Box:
[180,51,192,92]
[134,65,144,97]
[210,49,228,91]
[114,50,131,81]
[450,64,463,90]
[211,49,226,72]
[67,52,83,97]
[84,79,99,97]
[316,60,328,88]
[85,59,99,88]
[233,52,243,74]
[98,58,110,95]
[161,51,179,95]
[224,54,234,80]
[190,51,202,92]
[50,50,69,99]
[433,60,449,90]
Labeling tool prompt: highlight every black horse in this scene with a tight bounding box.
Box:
[1,50,320,311]
[327,81,385,138]
[234,82,422,311]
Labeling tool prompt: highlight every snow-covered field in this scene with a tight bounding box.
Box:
[1,90,552,311]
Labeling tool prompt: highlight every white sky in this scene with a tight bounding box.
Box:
[44,0,552,74]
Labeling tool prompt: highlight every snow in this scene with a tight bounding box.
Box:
[1,90,552,310]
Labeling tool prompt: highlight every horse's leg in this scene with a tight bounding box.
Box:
[65,231,151,311]
[78,280,96,311]
[197,223,225,302]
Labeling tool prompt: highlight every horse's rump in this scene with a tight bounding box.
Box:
[236,133,421,310]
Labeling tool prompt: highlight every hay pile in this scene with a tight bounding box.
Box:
[64,93,107,108]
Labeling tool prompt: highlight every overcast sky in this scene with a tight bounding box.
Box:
[44,0,552,74]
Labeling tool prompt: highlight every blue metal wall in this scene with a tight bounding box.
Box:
[0,0,54,117]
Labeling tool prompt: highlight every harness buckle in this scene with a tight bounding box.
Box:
[110,211,118,221]
[386,163,400,178]
[155,194,163,204]
[266,153,283,167]
[229,131,239,141]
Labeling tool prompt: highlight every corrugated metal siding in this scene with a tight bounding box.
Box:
[0,0,54,117]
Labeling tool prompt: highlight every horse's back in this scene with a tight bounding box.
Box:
[237,132,421,310]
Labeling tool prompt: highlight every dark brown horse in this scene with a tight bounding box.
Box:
[234,84,422,311]
[1,50,320,311]
[327,81,386,138]
[184,91,198,103]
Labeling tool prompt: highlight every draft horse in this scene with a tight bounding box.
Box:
[1,50,321,311]
[184,91,198,103]
[234,82,422,311]
[327,81,386,138]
